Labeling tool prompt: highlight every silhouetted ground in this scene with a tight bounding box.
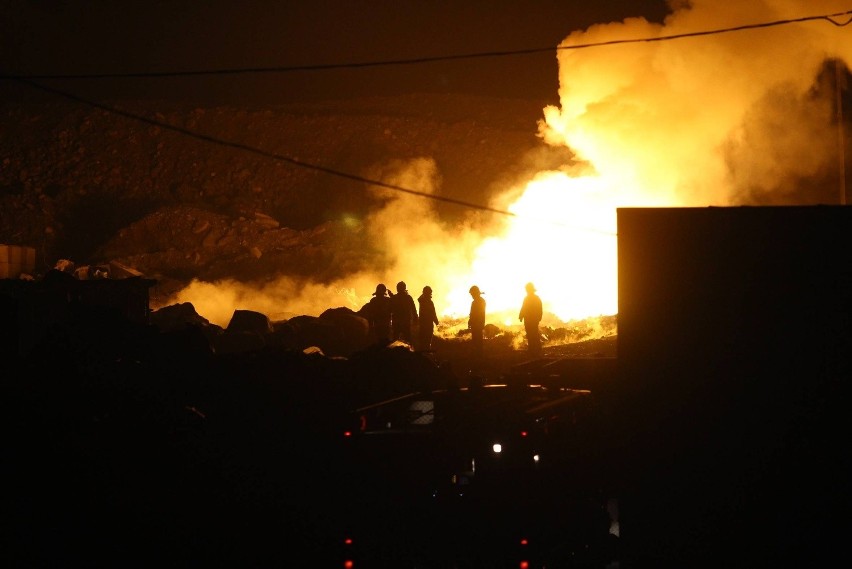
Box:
[5,311,615,568]
[429,334,617,385]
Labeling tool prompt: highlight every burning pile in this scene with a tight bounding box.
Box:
[172,0,850,334]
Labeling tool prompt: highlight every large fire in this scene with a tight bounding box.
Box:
[173,0,851,334]
[440,172,619,324]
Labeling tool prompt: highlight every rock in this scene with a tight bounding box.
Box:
[227,309,273,333]
[0,95,546,290]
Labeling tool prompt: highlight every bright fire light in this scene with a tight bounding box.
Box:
[442,172,619,322]
[169,0,851,333]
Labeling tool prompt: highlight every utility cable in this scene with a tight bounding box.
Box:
[560,9,852,51]
[10,11,838,236]
[3,11,850,80]
[13,77,616,236]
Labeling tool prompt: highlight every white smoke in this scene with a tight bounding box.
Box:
[540,0,852,207]
[175,157,487,327]
[175,1,852,329]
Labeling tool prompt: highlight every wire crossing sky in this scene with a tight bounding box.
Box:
[4,10,849,80]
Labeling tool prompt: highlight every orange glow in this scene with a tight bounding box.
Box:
[168,1,851,335]
[519,561,529,569]
[344,561,354,569]
[443,173,619,323]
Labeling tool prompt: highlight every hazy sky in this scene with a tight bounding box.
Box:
[1,1,671,104]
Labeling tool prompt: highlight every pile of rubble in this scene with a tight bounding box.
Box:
[1,94,560,296]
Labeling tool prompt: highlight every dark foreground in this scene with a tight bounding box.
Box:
[6,325,619,568]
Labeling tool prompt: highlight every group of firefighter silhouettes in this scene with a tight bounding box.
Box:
[363,280,543,356]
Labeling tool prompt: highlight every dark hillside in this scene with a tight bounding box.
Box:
[1,94,574,292]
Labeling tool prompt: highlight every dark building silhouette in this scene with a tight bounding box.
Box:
[612,206,852,566]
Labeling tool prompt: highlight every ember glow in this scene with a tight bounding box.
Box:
[173,0,851,333]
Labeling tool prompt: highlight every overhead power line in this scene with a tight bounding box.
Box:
[4,10,848,237]
[562,9,852,50]
[3,10,850,81]
[11,77,614,236]
[8,79,497,208]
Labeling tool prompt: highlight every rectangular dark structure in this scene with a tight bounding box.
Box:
[614,206,851,566]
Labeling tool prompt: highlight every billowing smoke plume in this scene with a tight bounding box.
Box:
[540,0,851,207]
[176,0,851,330]
[175,157,487,328]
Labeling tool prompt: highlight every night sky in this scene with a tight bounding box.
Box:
[1,1,670,104]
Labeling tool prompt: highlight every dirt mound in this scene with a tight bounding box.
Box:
[1,94,574,292]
